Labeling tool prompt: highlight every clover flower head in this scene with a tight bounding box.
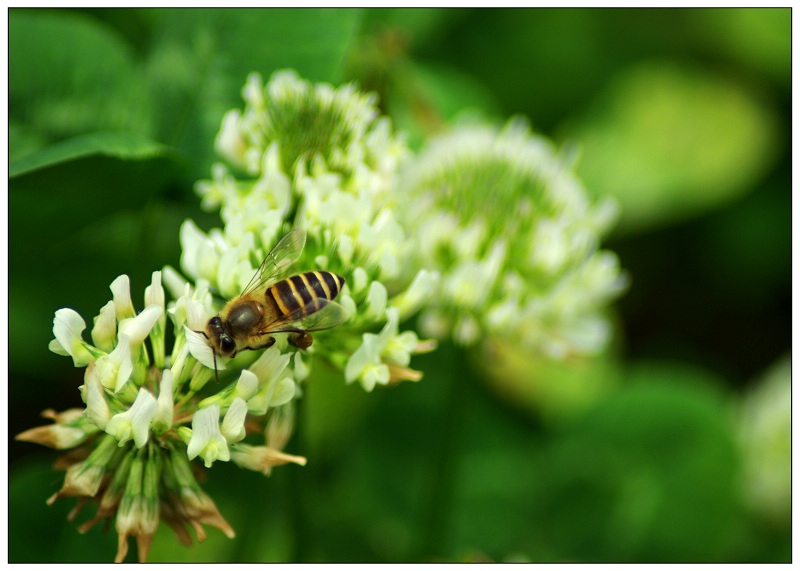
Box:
[400,118,628,356]
[20,70,435,563]
[20,272,250,561]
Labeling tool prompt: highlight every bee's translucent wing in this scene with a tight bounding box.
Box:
[262,298,349,335]
[241,228,306,296]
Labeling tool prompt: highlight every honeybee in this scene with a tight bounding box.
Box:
[202,228,347,375]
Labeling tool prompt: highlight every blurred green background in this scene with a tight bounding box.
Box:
[9,8,790,562]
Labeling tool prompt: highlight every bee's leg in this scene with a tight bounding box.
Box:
[213,348,219,383]
[244,336,276,352]
[288,332,313,350]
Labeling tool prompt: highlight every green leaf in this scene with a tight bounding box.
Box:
[10,458,118,562]
[537,363,745,562]
[561,62,782,233]
[691,8,790,86]
[10,131,173,178]
[386,61,503,148]
[360,8,470,48]
[9,10,151,146]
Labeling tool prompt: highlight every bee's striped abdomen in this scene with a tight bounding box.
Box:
[265,271,345,318]
[304,271,344,301]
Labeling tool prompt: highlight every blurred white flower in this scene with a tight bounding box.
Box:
[401,118,627,355]
[737,354,791,525]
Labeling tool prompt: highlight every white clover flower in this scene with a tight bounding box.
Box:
[119,305,163,355]
[187,404,230,468]
[390,269,439,321]
[91,301,117,353]
[180,220,222,284]
[233,369,259,401]
[186,69,433,404]
[292,352,309,383]
[83,362,112,429]
[248,374,297,416]
[400,118,627,356]
[215,109,248,169]
[152,369,174,434]
[345,308,422,392]
[737,354,791,525]
[230,443,307,476]
[221,398,248,444]
[105,388,158,449]
[110,275,136,321]
[15,408,97,449]
[25,70,435,563]
[50,308,96,367]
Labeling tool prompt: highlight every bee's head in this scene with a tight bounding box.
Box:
[206,316,238,358]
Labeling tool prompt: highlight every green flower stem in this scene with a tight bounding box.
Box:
[174,389,198,413]
[288,393,309,562]
[417,346,468,559]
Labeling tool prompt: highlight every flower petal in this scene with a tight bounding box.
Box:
[184,326,220,370]
[221,398,248,444]
[52,308,94,366]
[187,405,229,468]
[84,362,112,429]
[119,305,163,349]
[91,301,118,353]
[110,275,136,321]
[152,369,174,433]
[105,388,157,448]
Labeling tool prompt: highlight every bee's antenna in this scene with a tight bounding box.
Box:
[194,328,220,383]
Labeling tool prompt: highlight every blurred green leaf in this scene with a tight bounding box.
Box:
[701,176,790,306]
[361,8,470,48]
[10,457,118,562]
[386,60,503,147]
[692,8,790,87]
[561,62,781,233]
[536,362,745,562]
[9,10,151,149]
[10,9,363,181]
[476,338,624,427]
[8,154,188,379]
[10,131,173,178]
